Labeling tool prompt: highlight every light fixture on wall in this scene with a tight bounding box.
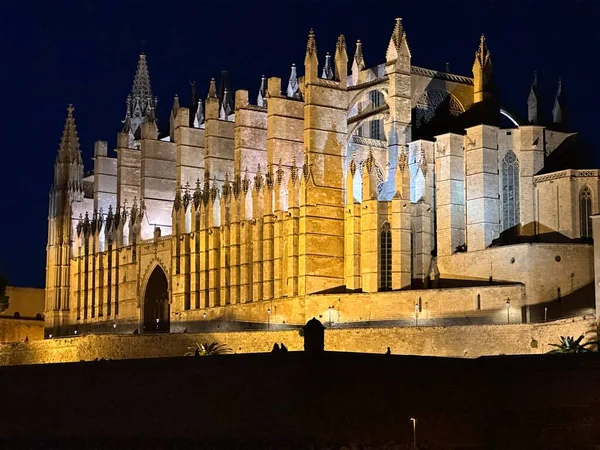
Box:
[74,330,78,335]
[267,308,271,331]
[505,299,511,324]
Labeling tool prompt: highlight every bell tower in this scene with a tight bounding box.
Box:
[45,105,84,334]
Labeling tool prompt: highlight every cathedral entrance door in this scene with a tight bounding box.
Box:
[143,266,170,333]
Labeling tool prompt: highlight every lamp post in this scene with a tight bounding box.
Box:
[544,307,548,322]
[505,299,511,324]
[267,308,271,331]
[203,312,207,333]
[328,306,333,327]
[156,317,160,331]
[410,417,417,449]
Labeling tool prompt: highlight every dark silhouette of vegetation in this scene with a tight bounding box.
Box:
[0,272,9,313]
[548,335,598,353]
[185,342,232,356]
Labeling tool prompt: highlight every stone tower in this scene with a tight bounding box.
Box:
[45,105,84,333]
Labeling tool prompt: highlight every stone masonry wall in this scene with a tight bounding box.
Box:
[0,316,594,366]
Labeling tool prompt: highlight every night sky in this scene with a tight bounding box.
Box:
[1,0,598,288]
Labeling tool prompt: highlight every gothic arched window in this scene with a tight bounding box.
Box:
[380,222,392,290]
[580,186,593,239]
[501,150,520,231]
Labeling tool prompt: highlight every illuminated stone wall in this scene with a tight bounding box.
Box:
[0,316,594,366]
[0,318,44,343]
[2,286,45,319]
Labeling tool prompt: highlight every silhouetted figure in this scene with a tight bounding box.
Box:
[183,328,188,334]
[385,347,391,355]
[133,329,139,335]
[280,343,288,352]
[272,343,280,352]
[194,348,200,357]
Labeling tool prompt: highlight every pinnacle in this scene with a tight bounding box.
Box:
[305,28,317,61]
[475,34,491,68]
[58,104,82,163]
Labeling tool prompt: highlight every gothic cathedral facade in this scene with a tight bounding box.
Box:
[45,18,597,336]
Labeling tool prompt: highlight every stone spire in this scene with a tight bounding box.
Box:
[122,53,157,140]
[386,18,411,63]
[193,98,204,128]
[472,34,493,103]
[322,52,334,80]
[552,78,567,129]
[56,104,82,165]
[353,39,365,72]
[334,35,348,83]
[527,71,541,125]
[220,88,232,119]
[304,29,318,83]
[208,77,218,99]
[257,75,267,107]
[287,64,300,98]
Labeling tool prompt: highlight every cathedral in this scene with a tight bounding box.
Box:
[45,18,597,336]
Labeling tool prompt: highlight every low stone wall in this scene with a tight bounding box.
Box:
[0,317,44,343]
[0,316,595,366]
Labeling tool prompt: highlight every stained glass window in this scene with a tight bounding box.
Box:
[380,222,392,290]
[580,186,593,239]
[501,150,520,231]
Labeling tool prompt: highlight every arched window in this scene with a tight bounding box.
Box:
[580,186,593,239]
[380,222,392,290]
[369,91,384,140]
[501,150,520,231]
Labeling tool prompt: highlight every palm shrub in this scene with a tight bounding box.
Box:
[548,335,598,354]
[185,342,232,356]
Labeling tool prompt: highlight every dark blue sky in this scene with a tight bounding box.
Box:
[1,0,598,287]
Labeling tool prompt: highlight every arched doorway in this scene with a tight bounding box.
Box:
[143,266,170,333]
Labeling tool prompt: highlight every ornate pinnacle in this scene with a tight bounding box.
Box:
[354,40,365,71]
[242,168,250,194]
[223,173,231,198]
[336,34,347,58]
[276,159,284,186]
[392,18,403,51]
[210,176,218,201]
[365,151,375,174]
[322,53,334,80]
[398,148,409,173]
[173,188,182,211]
[290,156,298,184]
[193,178,202,208]
[302,152,310,181]
[304,29,317,64]
[475,34,491,69]
[257,75,267,107]
[182,181,191,210]
[287,64,300,98]
[254,164,264,191]
[349,157,357,176]
[265,164,274,189]
[419,147,428,177]
[208,78,218,99]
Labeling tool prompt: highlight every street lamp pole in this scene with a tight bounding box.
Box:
[267,308,271,331]
[328,306,332,327]
[203,312,207,333]
[544,307,548,322]
[410,417,417,449]
[505,299,511,324]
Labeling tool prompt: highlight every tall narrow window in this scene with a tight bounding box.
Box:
[580,186,593,239]
[369,91,383,140]
[501,150,520,231]
[380,222,392,290]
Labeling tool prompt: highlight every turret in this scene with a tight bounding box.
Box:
[386,18,411,73]
[472,34,493,103]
